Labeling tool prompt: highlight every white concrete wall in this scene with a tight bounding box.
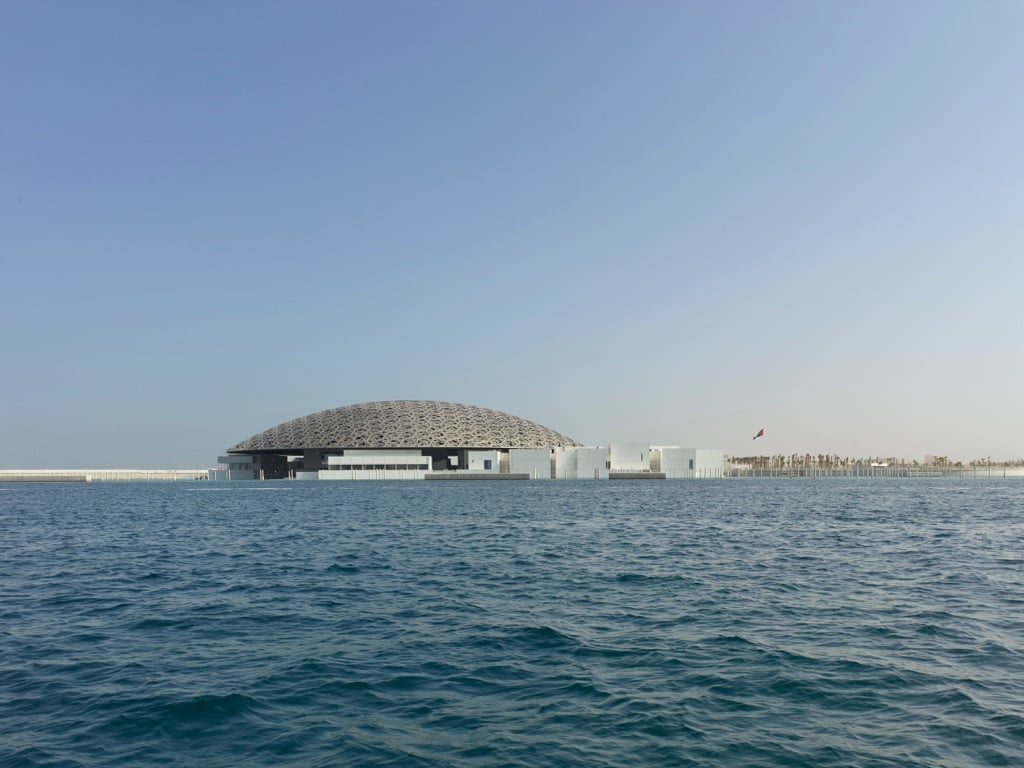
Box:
[510,449,551,479]
[319,449,430,479]
[467,450,499,472]
[693,449,725,478]
[609,442,650,471]
[668,448,725,478]
[655,447,689,478]
[319,468,429,480]
[553,448,577,479]
[553,447,609,479]
[575,447,609,479]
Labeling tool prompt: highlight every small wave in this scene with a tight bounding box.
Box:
[704,634,760,648]
[616,572,658,583]
[68,632,107,644]
[326,563,360,574]
[130,617,192,630]
[913,622,969,641]
[0,746,86,768]
[377,673,436,692]
[503,624,582,653]
[163,692,265,722]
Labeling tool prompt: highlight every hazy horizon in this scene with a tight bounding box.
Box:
[3,2,1022,469]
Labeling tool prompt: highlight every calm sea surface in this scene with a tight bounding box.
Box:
[2,480,1022,767]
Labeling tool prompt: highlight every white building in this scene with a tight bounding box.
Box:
[509,448,552,479]
[210,455,257,481]
[652,447,725,478]
[553,446,609,479]
[215,400,724,481]
[608,442,650,472]
[319,450,431,481]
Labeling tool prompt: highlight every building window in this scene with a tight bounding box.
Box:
[689,459,694,470]
[484,459,492,470]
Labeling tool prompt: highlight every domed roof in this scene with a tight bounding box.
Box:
[227,400,581,452]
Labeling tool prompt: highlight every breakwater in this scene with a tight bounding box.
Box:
[0,469,209,483]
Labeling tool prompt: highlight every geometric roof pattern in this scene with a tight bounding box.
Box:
[227,400,582,453]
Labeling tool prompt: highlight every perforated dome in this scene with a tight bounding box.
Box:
[227,400,581,452]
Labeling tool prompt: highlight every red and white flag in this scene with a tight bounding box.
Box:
[753,428,764,440]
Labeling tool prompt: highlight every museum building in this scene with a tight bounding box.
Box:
[213,400,723,480]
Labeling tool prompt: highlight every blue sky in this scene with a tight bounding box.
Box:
[2,1,1022,467]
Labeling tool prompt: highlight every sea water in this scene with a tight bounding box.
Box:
[1,479,1022,767]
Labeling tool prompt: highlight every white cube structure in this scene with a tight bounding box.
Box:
[510,449,551,479]
[554,447,609,479]
[212,455,257,481]
[466,450,499,472]
[655,448,725,478]
[691,449,725,478]
[609,442,650,472]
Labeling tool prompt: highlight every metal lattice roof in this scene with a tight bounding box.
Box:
[227,400,581,453]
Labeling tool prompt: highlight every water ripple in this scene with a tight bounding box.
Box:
[1,479,1023,767]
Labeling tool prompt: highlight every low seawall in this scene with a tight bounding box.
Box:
[0,473,88,483]
[0,469,209,483]
[426,473,531,480]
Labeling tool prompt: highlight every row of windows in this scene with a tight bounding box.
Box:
[328,464,429,471]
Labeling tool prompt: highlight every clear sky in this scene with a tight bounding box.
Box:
[3,1,1022,468]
